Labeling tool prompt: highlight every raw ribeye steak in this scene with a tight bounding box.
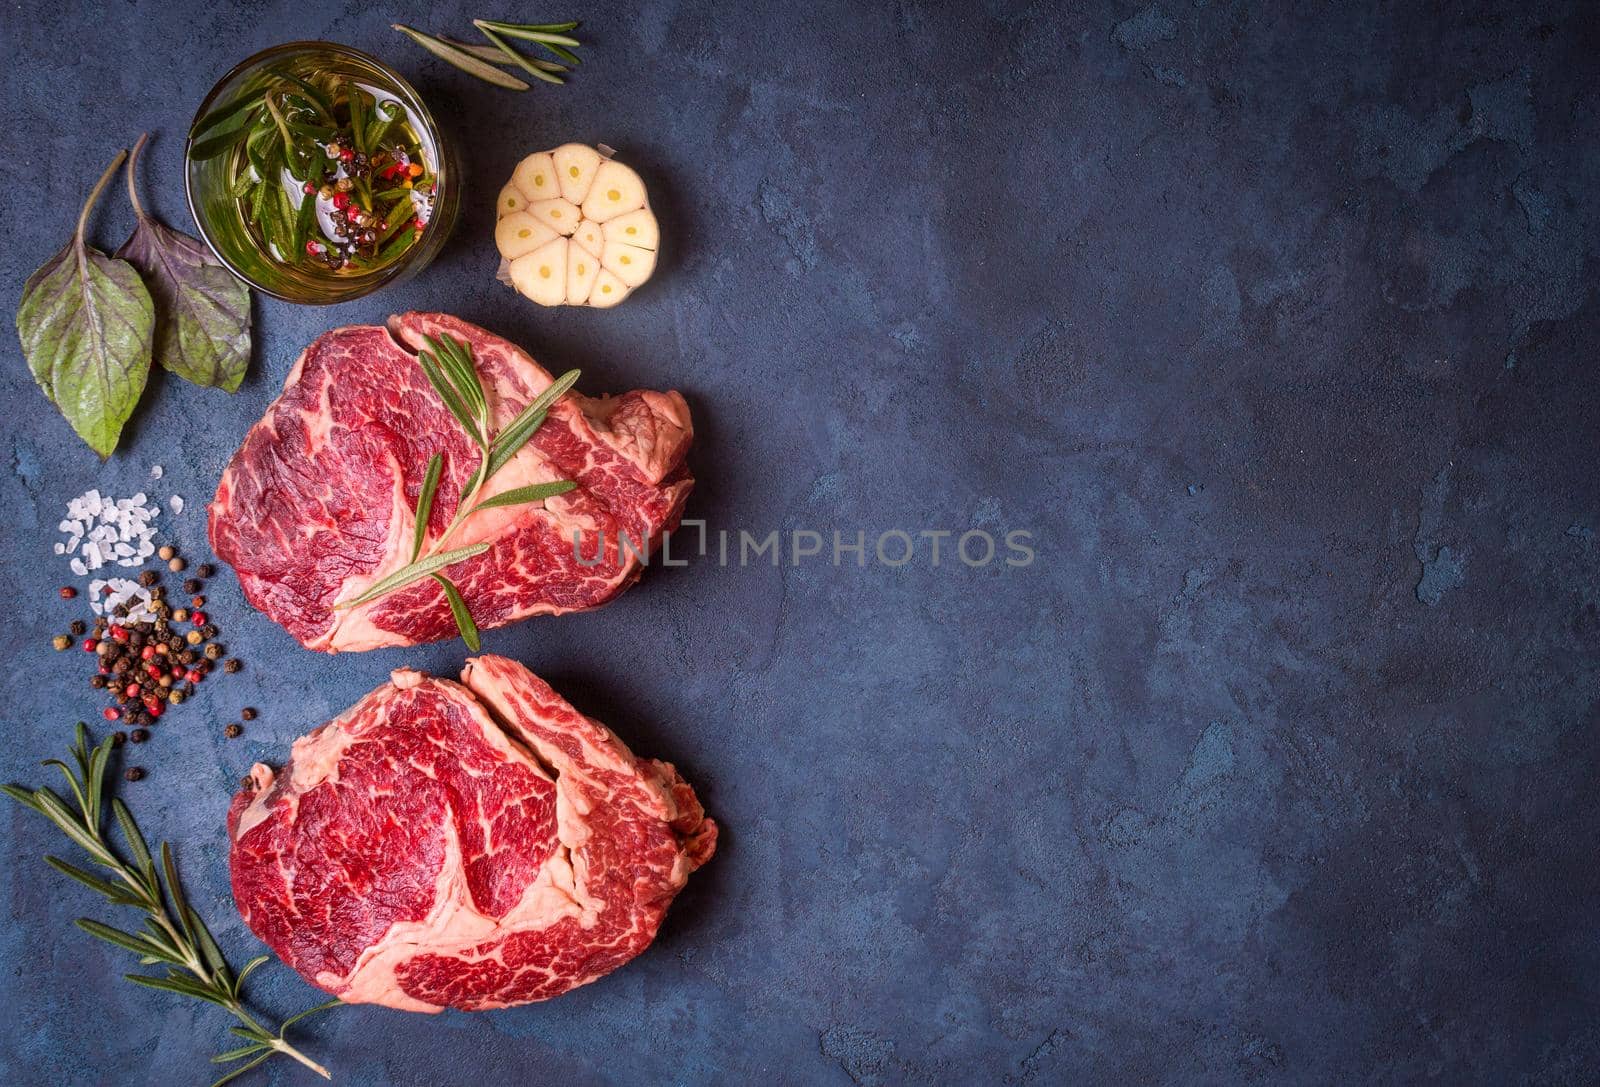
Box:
[228,655,717,1011]
[209,312,693,652]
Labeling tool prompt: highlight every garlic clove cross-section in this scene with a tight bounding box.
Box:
[567,243,599,304]
[509,238,569,307]
[573,219,605,259]
[552,143,603,204]
[495,213,558,261]
[588,269,629,308]
[512,153,558,201]
[601,240,656,288]
[603,208,659,251]
[580,161,647,223]
[495,144,659,308]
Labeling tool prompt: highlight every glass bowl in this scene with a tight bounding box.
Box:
[184,41,460,304]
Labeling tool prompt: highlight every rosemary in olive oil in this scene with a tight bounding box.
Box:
[191,69,439,274]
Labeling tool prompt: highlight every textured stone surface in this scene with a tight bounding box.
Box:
[2,1,1597,1084]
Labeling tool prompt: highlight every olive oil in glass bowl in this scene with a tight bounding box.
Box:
[184,42,459,304]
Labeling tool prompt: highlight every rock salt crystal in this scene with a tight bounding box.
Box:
[57,485,162,576]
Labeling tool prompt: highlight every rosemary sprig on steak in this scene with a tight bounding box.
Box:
[333,332,579,648]
[1,725,339,1086]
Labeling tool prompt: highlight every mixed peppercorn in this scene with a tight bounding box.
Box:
[300,135,434,272]
[52,547,256,779]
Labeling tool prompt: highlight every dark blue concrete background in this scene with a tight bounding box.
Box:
[2,1,1597,1083]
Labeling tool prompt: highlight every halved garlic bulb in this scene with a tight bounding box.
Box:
[495,143,658,307]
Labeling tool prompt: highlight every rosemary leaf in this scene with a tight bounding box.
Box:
[472,480,577,513]
[191,91,267,141]
[112,798,157,891]
[475,20,582,47]
[412,453,443,562]
[42,759,90,824]
[433,574,481,651]
[334,543,492,609]
[76,918,170,958]
[366,99,404,149]
[280,999,343,1029]
[5,731,338,1080]
[372,195,415,249]
[160,842,198,949]
[126,972,235,1009]
[392,24,531,90]
[476,24,567,85]
[212,1044,269,1065]
[210,1050,273,1087]
[440,35,568,71]
[416,349,480,444]
[235,955,270,995]
[479,368,581,481]
[46,857,145,906]
[429,334,489,427]
[263,94,295,158]
[274,71,334,122]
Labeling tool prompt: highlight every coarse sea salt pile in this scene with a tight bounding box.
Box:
[56,488,161,576]
[88,577,159,623]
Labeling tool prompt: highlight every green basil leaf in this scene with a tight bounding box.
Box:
[471,480,576,513]
[432,574,481,650]
[116,135,251,393]
[16,149,154,457]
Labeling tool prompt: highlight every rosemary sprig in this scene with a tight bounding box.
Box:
[2,725,339,1087]
[332,333,580,649]
[392,18,580,89]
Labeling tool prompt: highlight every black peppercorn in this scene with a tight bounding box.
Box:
[124,767,146,782]
[112,731,127,747]
[240,707,258,721]
[69,619,86,636]
[204,643,223,660]
[223,658,242,674]
[201,624,219,639]
[129,729,149,743]
[183,578,202,594]
[111,603,129,618]
[224,724,243,739]
[137,570,159,587]
[198,564,215,578]
[89,674,107,689]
